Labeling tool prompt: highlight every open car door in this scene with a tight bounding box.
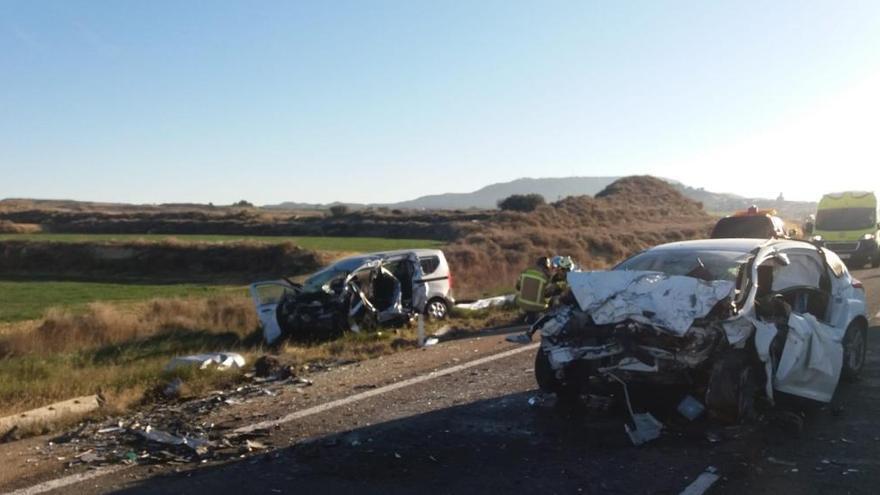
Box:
[407,253,428,313]
[249,280,298,344]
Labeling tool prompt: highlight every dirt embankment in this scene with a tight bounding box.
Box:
[444,176,715,295]
[0,240,327,283]
[2,176,715,292]
[0,206,490,241]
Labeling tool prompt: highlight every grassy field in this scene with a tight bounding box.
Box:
[0,291,517,429]
[0,281,239,323]
[0,233,442,252]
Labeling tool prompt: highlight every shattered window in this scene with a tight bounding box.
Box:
[302,269,349,293]
[615,249,750,281]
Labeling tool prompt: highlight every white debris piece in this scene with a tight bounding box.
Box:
[679,466,720,495]
[165,352,246,372]
[775,313,843,403]
[455,294,515,311]
[567,271,734,335]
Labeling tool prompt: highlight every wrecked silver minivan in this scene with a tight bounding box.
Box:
[533,239,868,422]
[251,249,452,343]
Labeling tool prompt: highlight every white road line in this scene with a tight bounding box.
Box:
[3,342,540,495]
[4,466,128,495]
[235,342,540,433]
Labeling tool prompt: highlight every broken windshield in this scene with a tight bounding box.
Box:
[816,207,876,231]
[614,249,751,282]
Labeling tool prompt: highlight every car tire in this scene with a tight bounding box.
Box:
[872,251,880,268]
[534,350,561,393]
[842,320,868,381]
[425,298,449,320]
[706,349,759,423]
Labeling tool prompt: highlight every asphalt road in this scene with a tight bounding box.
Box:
[7,266,880,495]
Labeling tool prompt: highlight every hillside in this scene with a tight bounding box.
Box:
[443,176,715,295]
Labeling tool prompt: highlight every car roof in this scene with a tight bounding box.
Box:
[335,248,444,265]
[648,238,818,253]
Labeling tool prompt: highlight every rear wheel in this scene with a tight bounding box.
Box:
[842,320,867,381]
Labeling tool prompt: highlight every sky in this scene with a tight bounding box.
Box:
[2,0,880,205]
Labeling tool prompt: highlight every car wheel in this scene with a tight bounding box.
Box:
[706,349,759,423]
[534,350,561,393]
[425,298,449,320]
[872,252,880,268]
[842,320,868,381]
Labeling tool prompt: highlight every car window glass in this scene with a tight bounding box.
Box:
[770,253,824,291]
[822,249,847,278]
[420,256,440,275]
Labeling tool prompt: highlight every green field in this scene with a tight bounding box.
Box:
[0,281,239,323]
[0,233,442,252]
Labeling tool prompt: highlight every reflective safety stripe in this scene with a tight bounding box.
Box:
[516,270,548,311]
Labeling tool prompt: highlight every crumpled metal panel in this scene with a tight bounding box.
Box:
[566,271,734,336]
[774,313,843,403]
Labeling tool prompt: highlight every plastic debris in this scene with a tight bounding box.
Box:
[505,333,532,344]
[604,371,663,446]
[677,395,705,421]
[680,466,720,495]
[455,294,515,311]
[165,352,246,372]
[163,377,184,398]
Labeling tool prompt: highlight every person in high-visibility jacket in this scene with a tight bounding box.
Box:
[515,256,555,320]
[507,255,575,344]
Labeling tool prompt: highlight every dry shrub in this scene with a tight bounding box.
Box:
[0,294,257,357]
[445,176,715,297]
[0,220,41,233]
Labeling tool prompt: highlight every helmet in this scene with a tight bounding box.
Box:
[551,255,574,271]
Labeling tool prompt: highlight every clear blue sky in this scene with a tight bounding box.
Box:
[3,1,880,205]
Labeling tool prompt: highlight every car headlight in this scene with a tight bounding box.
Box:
[811,235,823,242]
[862,233,875,240]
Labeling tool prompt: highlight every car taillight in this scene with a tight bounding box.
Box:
[852,279,864,290]
[448,273,454,289]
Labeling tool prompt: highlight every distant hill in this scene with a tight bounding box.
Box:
[390,176,621,210]
[673,184,816,221]
[265,176,817,219]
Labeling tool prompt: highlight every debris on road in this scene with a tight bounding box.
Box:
[254,355,295,380]
[455,294,515,311]
[679,466,720,495]
[677,395,705,421]
[165,352,246,372]
[605,372,663,446]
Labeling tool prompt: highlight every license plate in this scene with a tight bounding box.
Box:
[838,253,851,259]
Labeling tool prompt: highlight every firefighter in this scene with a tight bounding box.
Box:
[514,256,554,322]
[507,256,567,344]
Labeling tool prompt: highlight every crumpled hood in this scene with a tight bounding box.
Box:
[566,271,735,336]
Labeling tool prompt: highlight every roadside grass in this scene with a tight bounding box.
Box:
[0,233,442,252]
[0,294,519,425]
[0,281,239,323]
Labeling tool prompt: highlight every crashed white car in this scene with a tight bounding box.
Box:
[534,239,868,421]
